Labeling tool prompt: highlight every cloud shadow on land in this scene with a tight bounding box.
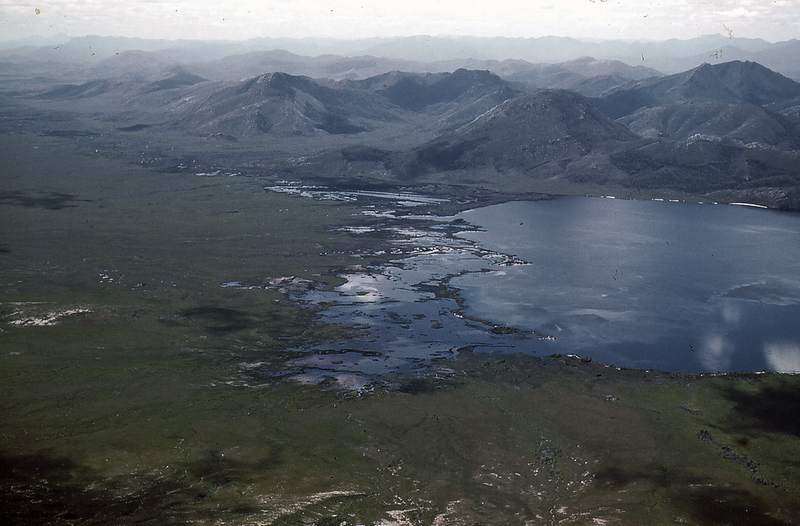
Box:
[594,463,792,525]
[719,375,800,437]
[684,486,792,526]
[180,306,261,334]
[0,449,270,525]
[0,190,87,211]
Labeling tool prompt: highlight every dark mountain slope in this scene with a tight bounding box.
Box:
[142,67,206,92]
[397,90,637,177]
[619,102,800,149]
[31,65,211,127]
[36,66,206,101]
[344,68,524,132]
[374,68,512,111]
[768,97,800,128]
[38,78,131,100]
[593,61,800,119]
[609,136,800,202]
[172,72,397,137]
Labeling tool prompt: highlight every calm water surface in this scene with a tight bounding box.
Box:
[454,197,800,373]
[275,194,800,384]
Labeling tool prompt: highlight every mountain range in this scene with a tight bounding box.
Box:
[3,35,800,210]
[3,34,800,78]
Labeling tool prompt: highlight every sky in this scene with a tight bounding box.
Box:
[1,0,798,43]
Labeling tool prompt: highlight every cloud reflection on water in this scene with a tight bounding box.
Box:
[453,197,800,373]
[700,332,735,372]
[764,342,800,373]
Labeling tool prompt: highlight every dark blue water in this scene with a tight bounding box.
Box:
[453,197,800,373]
[247,193,800,387]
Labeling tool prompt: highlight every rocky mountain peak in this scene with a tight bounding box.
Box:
[237,71,309,97]
[594,60,800,119]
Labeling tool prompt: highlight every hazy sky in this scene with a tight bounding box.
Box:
[1,0,798,43]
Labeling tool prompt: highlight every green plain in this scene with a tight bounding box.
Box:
[2,133,800,525]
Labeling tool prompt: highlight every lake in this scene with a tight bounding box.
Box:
[454,197,800,373]
[285,195,800,383]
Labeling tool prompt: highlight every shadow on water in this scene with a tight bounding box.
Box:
[720,376,800,437]
[0,190,87,210]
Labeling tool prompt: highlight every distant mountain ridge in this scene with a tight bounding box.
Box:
[593,61,800,119]
[2,34,800,80]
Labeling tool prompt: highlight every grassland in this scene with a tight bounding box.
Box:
[2,132,800,525]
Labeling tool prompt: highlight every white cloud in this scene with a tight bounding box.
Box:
[720,7,760,18]
[1,0,798,41]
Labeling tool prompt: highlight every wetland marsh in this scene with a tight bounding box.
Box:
[2,132,800,525]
